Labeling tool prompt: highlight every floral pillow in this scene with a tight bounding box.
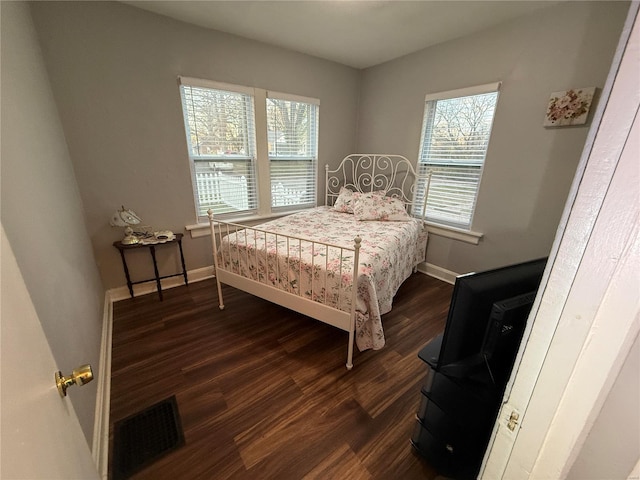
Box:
[333,187,360,213]
[333,187,386,214]
[353,192,411,221]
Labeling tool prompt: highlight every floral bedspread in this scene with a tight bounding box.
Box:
[217,207,427,351]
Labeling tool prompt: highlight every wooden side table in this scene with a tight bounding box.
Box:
[113,233,188,301]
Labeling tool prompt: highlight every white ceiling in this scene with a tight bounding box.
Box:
[123,1,558,69]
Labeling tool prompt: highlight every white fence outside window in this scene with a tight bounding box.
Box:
[196,171,305,212]
[196,171,248,211]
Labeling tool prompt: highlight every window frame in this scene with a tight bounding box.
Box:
[416,82,501,231]
[178,76,320,222]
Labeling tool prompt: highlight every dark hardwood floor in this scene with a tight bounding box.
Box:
[109,273,453,479]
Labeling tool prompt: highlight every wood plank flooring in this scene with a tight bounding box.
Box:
[109,273,454,479]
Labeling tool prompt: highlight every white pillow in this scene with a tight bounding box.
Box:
[353,192,411,221]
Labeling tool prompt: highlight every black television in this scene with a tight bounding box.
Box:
[421,258,547,382]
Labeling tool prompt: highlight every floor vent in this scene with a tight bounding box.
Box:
[112,395,184,479]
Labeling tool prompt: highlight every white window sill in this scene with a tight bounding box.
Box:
[425,222,483,245]
[185,209,308,238]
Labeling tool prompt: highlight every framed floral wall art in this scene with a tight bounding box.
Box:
[544,87,596,127]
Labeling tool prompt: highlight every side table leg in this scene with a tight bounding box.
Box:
[118,249,134,298]
[177,238,188,286]
[149,246,163,301]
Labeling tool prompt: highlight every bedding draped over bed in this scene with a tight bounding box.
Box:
[217,206,428,350]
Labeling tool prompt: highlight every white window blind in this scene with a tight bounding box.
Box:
[267,95,319,209]
[179,82,257,217]
[415,83,500,230]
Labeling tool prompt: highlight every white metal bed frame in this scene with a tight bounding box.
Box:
[208,154,431,369]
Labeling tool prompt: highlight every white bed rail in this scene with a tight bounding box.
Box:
[207,209,362,369]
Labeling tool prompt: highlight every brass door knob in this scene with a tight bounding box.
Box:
[55,364,93,397]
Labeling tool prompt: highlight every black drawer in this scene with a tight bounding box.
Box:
[417,389,465,445]
[424,373,496,428]
[416,390,490,460]
[410,419,479,480]
[411,419,455,468]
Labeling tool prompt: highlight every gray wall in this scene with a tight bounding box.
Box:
[30,1,361,290]
[1,2,104,443]
[356,1,629,274]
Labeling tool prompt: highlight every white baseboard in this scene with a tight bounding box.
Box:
[417,261,458,285]
[107,265,215,302]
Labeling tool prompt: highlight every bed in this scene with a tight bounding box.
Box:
[208,154,431,369]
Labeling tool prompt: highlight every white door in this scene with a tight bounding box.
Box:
[1,226,100,480]
[481,5,639,479]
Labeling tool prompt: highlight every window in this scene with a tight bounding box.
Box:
[179,77,319,219]
[415,83,500,230]
[179,80,257,217]
[267,95,318,209]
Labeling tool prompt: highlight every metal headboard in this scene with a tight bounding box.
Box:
[325,154,431,220]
